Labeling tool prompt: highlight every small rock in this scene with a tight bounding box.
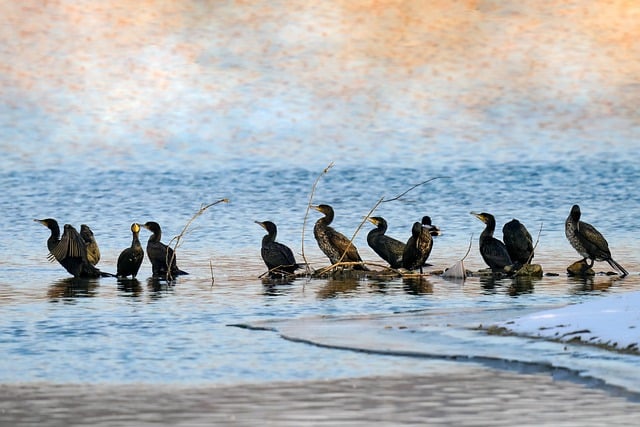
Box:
[515,264,543,277]
[567,259,595,276]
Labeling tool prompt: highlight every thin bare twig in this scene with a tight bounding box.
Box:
[209,259,215,287]
[165,198,230,281]
[461,233,474,262]
[381,176,450,203]
[301,162,334,274]
[526,222,543,265]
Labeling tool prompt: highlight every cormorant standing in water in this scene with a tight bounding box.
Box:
[471,212,513,273]
[366,216,405,269]
[141,221,188,280]
[311,204,368,270]
[502,219,534,267]
[80,224,100,266]
[117,223,144,278]
[565,204,628,277]
[35,219,110,278]
[255,220,301,276]
[402,216,435,274]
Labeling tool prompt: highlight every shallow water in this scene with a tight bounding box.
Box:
[1,1,640,406]
[1,151,640,395]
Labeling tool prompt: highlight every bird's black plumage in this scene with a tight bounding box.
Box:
[402,216,434,274]
[141,221,188,280]
[366,216,405,269]
[565,204,628,277]
[256,220,301,276]
[80,224,100,266]
[471,212,513,273]
[117,223,144,278]
[35,219,111,278]
[502,219,534,267]
[311,204,367,270]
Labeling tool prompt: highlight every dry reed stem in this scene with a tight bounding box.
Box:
[527,222,543,265]
[165,198,230,281]
[301,162,334,274]
[324,176,447,274]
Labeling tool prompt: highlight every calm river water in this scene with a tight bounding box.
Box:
[1,141,640,394]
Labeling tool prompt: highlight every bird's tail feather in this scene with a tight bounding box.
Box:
[607,258,629,277]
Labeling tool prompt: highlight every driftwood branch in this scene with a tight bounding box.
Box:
[165,198,230,281]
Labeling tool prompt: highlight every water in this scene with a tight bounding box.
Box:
[1,1,640,407]
[1,151,640,394]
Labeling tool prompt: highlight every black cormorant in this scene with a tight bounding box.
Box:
[502,219,534,267]
[255,220,301,276]
[141,221,188,280]
[117,223,144,278]
[565,204,628,277]
[421,215,442,237]
[80,224,100,266]
[311,204,368,270]
[366,216,405,269]
[35,219,110,278]
[471,212,513,273]
[402,217,434,273]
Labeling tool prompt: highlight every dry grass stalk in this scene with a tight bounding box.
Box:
[527,222,543,265]
[165,198,230,281]
[301,162,334,274]
[315,176,448,275]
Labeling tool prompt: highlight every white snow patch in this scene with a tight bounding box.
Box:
[499,291,640,352]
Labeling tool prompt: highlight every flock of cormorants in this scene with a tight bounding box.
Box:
[35,203,629,281]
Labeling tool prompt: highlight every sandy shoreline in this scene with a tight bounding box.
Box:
[2,365,639,426]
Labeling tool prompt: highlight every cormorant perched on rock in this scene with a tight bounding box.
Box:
[141,221,188,280]
[80,224,100,266]
[255,220,301,276]
[402,216,435,274]
[471,212,513,273]
[565,204,628,277]
[502,219,534,267]
[117,223,144,278]
[366,216,405,269]
[35,219,112,278]
[311,204,368,270]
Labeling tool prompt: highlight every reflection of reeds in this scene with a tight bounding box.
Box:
[166,198,229,282]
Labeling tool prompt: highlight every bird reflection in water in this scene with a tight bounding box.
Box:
[117,278,142,297]
[47,277,99,301]
[316,277,360,299]
[569,275,617,294]
[507,277,536,296]
[402,276,433,295]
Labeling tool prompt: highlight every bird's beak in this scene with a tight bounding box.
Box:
[254,220,266,229]
[470,212,484,222]
[310,205,320,211]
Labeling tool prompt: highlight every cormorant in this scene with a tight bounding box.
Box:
[80,224,100,266]
[565,204,628,277]
[421,215,442,237]
[255,220,301,276]
[502,219,534,267]
[141,221,188,280]
[117,223,144,278]
[35,219,110,278]
[366,216,405,269]
[402,216,434,273]
[471,212,513,273]
[311,204,368,270]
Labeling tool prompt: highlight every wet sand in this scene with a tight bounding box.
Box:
[2,365,639,426]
